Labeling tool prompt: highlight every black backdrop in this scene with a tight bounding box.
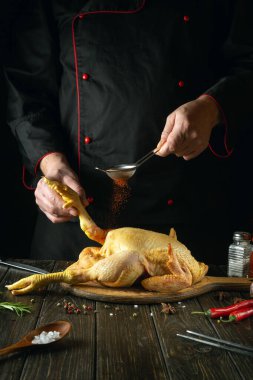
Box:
[1,68,36,259]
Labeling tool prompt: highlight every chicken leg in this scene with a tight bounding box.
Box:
[43,177,108,244]
[6,249,145,295]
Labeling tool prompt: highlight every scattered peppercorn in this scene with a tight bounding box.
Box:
[83,304,93,311]
[62,300,82,314]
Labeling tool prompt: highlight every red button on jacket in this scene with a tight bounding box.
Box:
[84,136,91,144]
[82,73,89,80]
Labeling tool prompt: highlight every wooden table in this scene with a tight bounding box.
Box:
[0,260,252,380]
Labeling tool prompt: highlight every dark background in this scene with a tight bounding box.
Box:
[1,68,36,259]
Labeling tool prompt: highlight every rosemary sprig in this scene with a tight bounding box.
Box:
[0,302,32,317]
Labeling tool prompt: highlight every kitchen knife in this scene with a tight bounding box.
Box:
[0,259,49,274]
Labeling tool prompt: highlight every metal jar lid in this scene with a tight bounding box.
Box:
[233,231,252,241]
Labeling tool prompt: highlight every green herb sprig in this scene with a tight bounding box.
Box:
[0,302,32,317]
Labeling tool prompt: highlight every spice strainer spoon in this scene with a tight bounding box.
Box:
[95,148,158,180]
[0,320,72,356]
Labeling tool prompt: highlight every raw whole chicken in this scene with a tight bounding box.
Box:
[7,178,208,295]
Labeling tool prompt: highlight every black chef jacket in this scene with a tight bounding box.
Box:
[5,0,253,263]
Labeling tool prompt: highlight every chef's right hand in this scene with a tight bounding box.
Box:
[35,152,89,223]
[156,96,220,160]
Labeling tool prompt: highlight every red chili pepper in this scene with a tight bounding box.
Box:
[191,299,253,318]
[219,307,253,323]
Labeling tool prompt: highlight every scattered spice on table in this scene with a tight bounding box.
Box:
[64,301,81,314]
[58,299,99,315]
[161,303,176,314]
[82,304,93,312]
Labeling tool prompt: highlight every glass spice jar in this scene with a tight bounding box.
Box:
[227,231,252,277]
[249,246,253,277]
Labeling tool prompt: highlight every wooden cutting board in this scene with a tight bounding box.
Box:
[60,276,252,304]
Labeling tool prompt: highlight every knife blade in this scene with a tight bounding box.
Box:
[0,259,49,274]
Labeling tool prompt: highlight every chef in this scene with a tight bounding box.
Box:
[5,0,253,263]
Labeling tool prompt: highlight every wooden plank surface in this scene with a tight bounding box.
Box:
[0,261,54,380]
[20,261,96,380]
[151,299,239,380]
[96,303,168,380]
[0,261,253,380]
[197,291,253,380]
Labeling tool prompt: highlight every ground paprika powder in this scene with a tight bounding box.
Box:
[109,179,131,225]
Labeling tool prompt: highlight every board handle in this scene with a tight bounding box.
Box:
[205,276,252,291]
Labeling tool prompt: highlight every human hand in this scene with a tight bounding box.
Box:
[156,96,221,160]
[35,152,88,223]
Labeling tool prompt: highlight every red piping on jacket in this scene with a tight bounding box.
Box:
[22,165,36,190]
[201,94,233,158]
[71,0,146,177]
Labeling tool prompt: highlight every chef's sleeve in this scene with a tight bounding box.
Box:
[4,0,66,185]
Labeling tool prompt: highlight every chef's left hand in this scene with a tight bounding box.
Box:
[156,95,221,160]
